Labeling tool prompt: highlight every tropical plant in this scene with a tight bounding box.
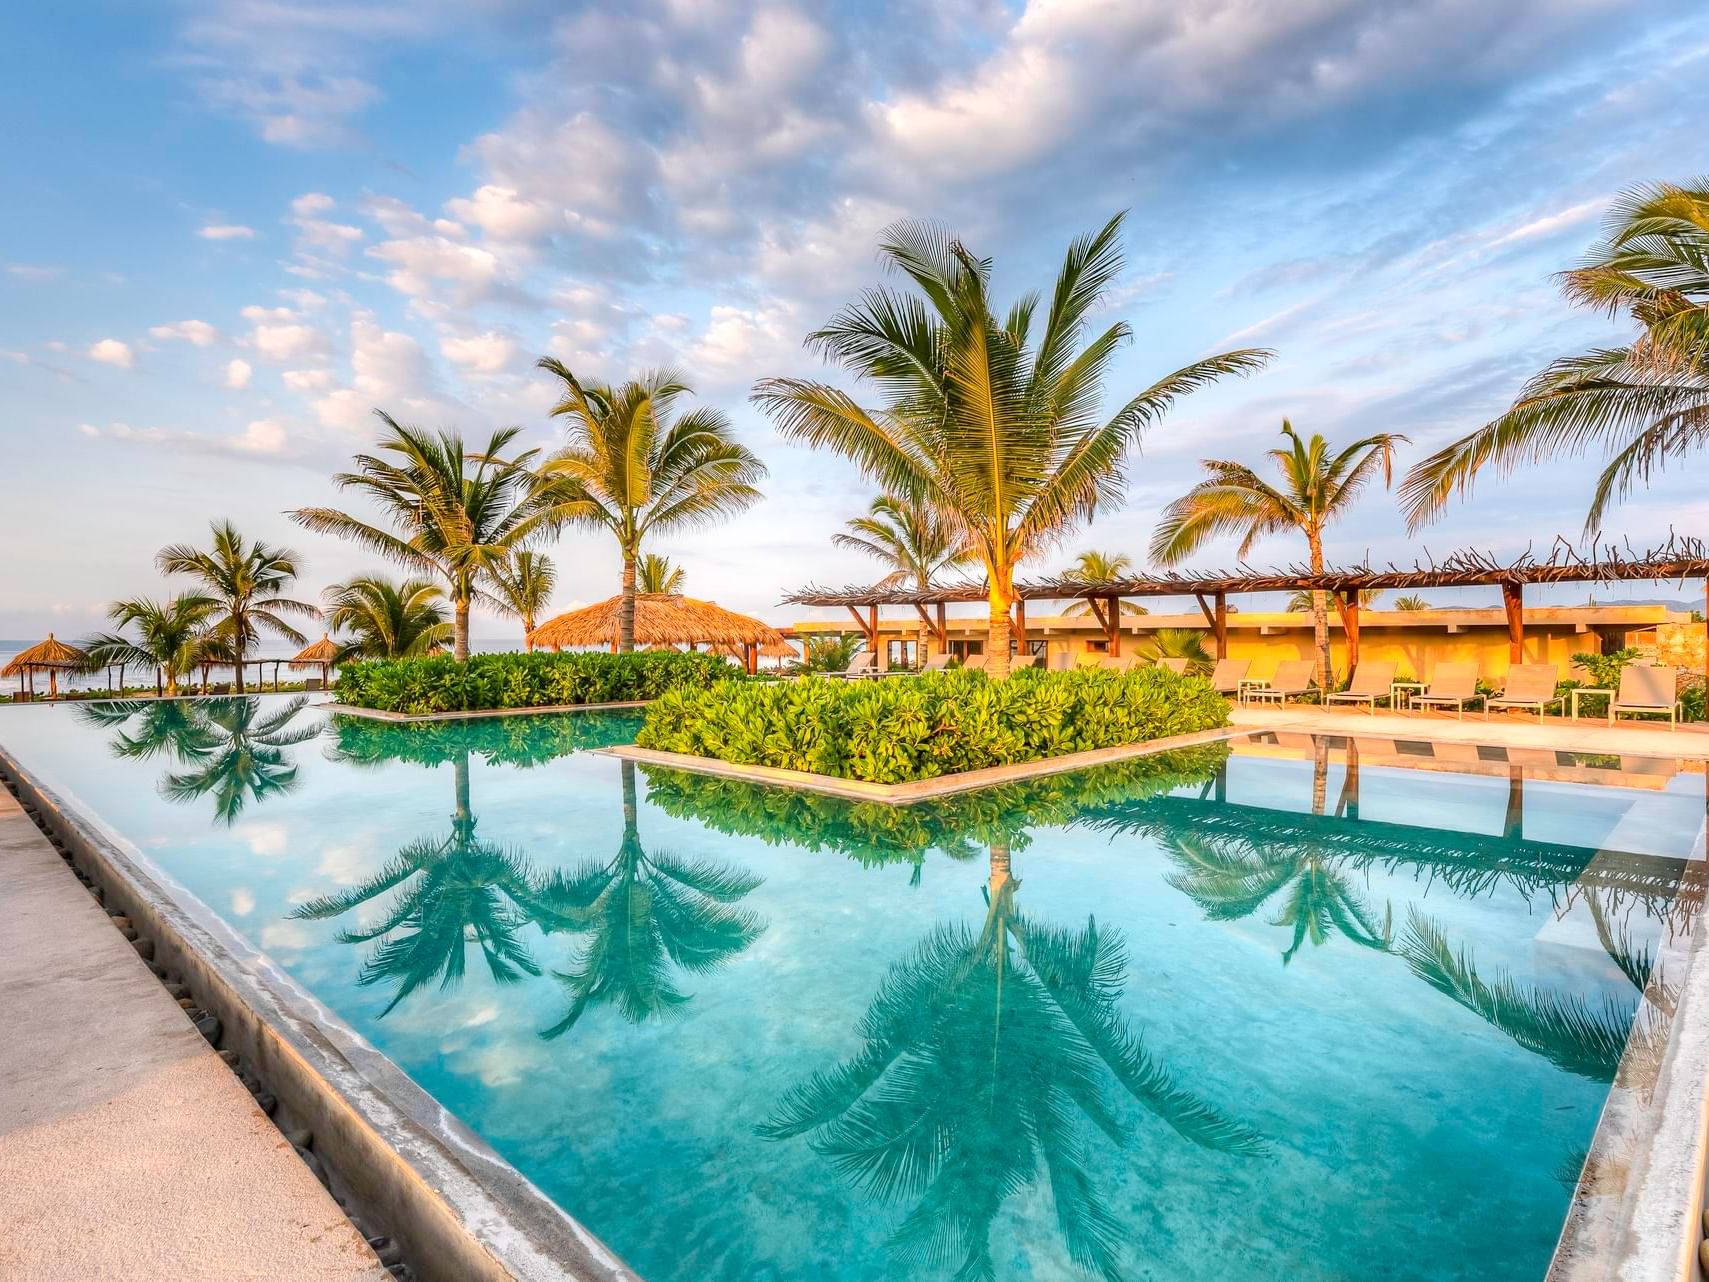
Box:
[1400,181,1709,533]
[1392,594,1430,611]
[536,760,765,1036]
[834,493,974,661]
[790,632,865,675]
[635,552,685,595]
[490,550,557,650]
[1139,627,1214,672]
[760,842,1264,1281]
[324,575,451,661]
[1063,549,1147,617]
[1285,587,1380,613]
[154,520,316,694]
[752,213,1269,678]
[291,416,562,661]
[1152,421,1407,690]
[333,649,737,715]
[637,666,1230,784]
[80,593,219,697]
[535,361,766,652]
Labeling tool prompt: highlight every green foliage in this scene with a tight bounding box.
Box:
[636,666,1231,783]
[791,632,864,674]
[328,709,643,767]
[1570,647,1643,689]
[334,649,738,714]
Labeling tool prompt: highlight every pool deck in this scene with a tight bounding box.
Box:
[0,788,387,1282]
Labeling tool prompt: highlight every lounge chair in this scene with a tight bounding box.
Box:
[962,653,989,672]
[1010,653,1039,670]
[303,676,323,693]
[1407,663,1482,718]
[1609,665,1679,728]
[918,653,954,673]
[1484,664,1562,721]
[1208,658,1250,696]
[1158,657,1191,676]
[1324,661,1399,713]
[1099,653,1138,672]
[833,652,877,679]
[1241,659,1315,705]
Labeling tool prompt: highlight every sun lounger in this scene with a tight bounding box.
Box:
[1484,664,1561,721]
[961,653,988,672]
[1208,658,1250,696]
[1609,665,1679,728]
[918,653,953,673]
[1010,653,1039,670]
[303,676,323,693]
[831,652,877,679]
[1158,657,1191,676]
[1099,653,1138,672]
[1406,662,1482,718]
[1324,661,1399,713]
[1241,659,1315,705]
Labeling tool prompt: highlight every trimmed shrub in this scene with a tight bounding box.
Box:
[334,650,739,715]
[635,666,1231,783]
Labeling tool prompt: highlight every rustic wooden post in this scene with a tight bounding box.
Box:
[1213,591,1228,660]
[1501,582,1524,663]
[936,603,947,656]
[1340,590,1361,673]
[1107,596,1121,658]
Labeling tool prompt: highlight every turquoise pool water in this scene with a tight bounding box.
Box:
[2,697,1702,1282]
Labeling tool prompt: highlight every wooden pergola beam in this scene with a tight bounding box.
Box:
[1501,581,1524,663]
[1337,590,1361,672]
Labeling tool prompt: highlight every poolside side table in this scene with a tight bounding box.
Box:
[1243,685,1287,706]
[1236,678,1269,705]
[1569,688,1613,721]
[1390,681,1426,711]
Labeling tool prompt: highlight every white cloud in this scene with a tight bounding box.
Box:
[198,223,256,240]
[88,338,134,369]
[82,418,291,458]
[149,319,221,347]
[288,191,363,256]
[241,304,330,363]
[283,367,336,393]
[225,358,253,389]
[440,331,518,374]
[1487,197,1606,249]
[310,315,456,432]
[444,184,561,243]
[6,263,64,280]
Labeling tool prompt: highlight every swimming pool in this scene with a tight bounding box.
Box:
[1,697,1701,1282]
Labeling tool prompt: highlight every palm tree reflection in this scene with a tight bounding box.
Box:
[79,695,319,823]
[537,761,765,1037]
[761,840,1264,1282]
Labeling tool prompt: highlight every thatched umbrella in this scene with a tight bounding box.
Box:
[527,594,786,674]
[3,634,88,701]
[289,634,341,689]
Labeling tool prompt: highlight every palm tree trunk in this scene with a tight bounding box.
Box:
[1307,529,1331,692]
[233,631,246,694]
[620,550,638,654]
[988,838,1012,900]
[453,596,471,663]
[985,581,1013,680]
[1312,738,1329,817]
[524,614,535,654]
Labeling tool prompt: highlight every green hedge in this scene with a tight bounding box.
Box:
[334,650,740,714]
[634,666,1231,783]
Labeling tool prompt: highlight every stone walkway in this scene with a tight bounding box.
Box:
[0,789,387,1281]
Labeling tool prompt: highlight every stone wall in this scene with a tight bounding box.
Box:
[1650,621,1708,673]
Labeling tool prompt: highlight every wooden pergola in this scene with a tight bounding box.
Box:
[785,539,1709,677]
[527,593,788,675]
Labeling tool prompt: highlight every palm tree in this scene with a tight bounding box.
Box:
[291,415,561,661]
[1141,627,1214,673]
[156,696,321,824]
[753,213,1269,678]
[155,520,316,694]
[1400,181,1709,534]
[1152,421,1406,690]
[834,493,973,661]
[759,842,1264,1281]
[1392,594,1430,611]
[537,761,765,1036]
[1284,587,1380,612]
[636,552,685,595]
[490,550,557,650]
[1062,549,1147,617]
[535,361,766,652]
[791,632,864,674]
[323,575,451,660]
[81,594,218,697]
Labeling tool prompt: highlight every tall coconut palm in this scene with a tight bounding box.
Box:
[156,696,321,824]
[753,213,1269,678]
[760,842,1264,1281]
[535,361,766,652]
[1062,548,1147,617]
[291,415,561,661]
[834,493,973,660]
[80,594,218,697]
[1151,421,1406,690]
[489,550,557,650]
[155,520,317,694]
[324,575,450,660]
[1401,181,1709,534]
[636,552,685,595]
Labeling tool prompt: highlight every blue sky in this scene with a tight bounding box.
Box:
[3,0,1707,637]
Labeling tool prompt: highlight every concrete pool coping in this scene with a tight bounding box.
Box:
[605,724,1248,802]
[0,739,643,1282]
[326,700,650,723]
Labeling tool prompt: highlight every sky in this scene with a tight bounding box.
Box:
[3,0,1707,639]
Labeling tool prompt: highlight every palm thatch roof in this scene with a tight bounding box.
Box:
[528,593,786,650]
[289,634,341,669]
[713,637,799,661]
[3,634,88,677]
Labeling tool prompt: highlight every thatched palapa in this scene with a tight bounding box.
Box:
[528,594,785,672]
[289,634,342,669]
[4,633,89,699]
